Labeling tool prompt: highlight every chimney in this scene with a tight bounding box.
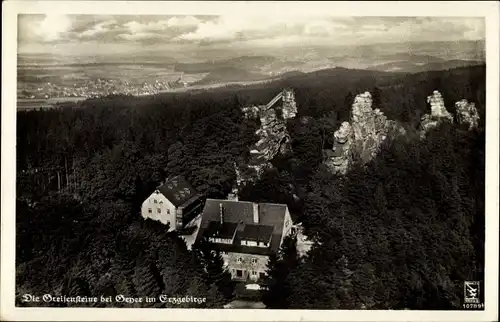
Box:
[219,203,224,225]
[253,203,259,224]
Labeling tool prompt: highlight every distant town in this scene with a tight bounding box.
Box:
[18,77,190,100]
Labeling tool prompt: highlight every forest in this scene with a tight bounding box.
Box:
[16,65,485,309]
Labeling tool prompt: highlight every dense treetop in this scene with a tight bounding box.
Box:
[16,65,485,308]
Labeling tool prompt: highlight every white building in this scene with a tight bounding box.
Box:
[141,176,204,231]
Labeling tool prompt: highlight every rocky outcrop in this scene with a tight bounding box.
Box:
[242,88,297,120]
[282,89,298,119]
[427,90,453,120]
[420,91,480,136]
[324,122,353,174]
[254,109,292,159]
[420,90,454,138]
[233,89,298,197]
[325,92,405,174]
[455,99,479,130]
[325,90,480,174]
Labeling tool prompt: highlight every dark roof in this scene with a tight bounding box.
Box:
[157,175,198,207]
[205,221,239,239]
[195,199,288,256]
[239,224,273,243]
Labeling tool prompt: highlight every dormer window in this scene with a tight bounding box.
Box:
[153,199,158,204]
[237,257,243,263]
[240,224,273,248]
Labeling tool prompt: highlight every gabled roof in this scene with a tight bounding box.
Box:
[195,199,288,256]
[239,224,274,243]
[157,175,199,207]
[205,221,238,239]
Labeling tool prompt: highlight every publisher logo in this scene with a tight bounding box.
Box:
[464,281,480,304]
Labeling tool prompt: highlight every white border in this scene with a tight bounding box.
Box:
[2,1,499,321]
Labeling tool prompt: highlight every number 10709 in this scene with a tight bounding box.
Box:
[463,303,485,309]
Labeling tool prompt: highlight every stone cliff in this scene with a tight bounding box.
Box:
[419,90,479,137]
[232,89,298,198]
[325,92,405,174]
[419,90,454,138]
[455,99,480,130]
[325,89,481,175]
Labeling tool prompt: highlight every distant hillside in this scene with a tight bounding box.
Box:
[369,59,484,73]
[192,67,270,85]
[175,56,277,74]
[329,53,444,64]
[331,39,485,61]
[278,70,306,79]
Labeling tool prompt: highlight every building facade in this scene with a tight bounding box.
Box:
[141,176,204,231]
[194,199,293,282]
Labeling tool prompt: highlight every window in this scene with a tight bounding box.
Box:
[236,270,243,277]
[237,257,243,263]
[157,208,161,213]
[167,209,170,214]
[251,258,258,264]
[251,271,257,276]
[259,272,266,279]
[148,208,152,213]
[154,199,158,204]
[159,200,163,204]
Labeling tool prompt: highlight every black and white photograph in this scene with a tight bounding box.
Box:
[1,1,499,321]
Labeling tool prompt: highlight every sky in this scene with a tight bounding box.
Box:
[17,15,485,58]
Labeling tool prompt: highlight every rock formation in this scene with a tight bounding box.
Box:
[455,99,479,130]
[232,89,297,197]
[419,90,454,138]
[325,90,480,174]
[324,122,353,174]
[242,88,297,120]
[420,91,481,136]
[325,92,405,174]
[282,88,298,119]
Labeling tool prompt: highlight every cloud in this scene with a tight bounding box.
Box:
[31,14,73,41]
[177,15,300,41]
[115,16,201,42]
[79,20,117,38]
[118,32,159,41]
[123,16,200,34]
[17,15,485,55]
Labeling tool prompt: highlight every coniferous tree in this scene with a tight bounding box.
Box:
[192,238,235,300]
[15,65,485,309]
[133,260,161,303]
[261,235,300,308]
